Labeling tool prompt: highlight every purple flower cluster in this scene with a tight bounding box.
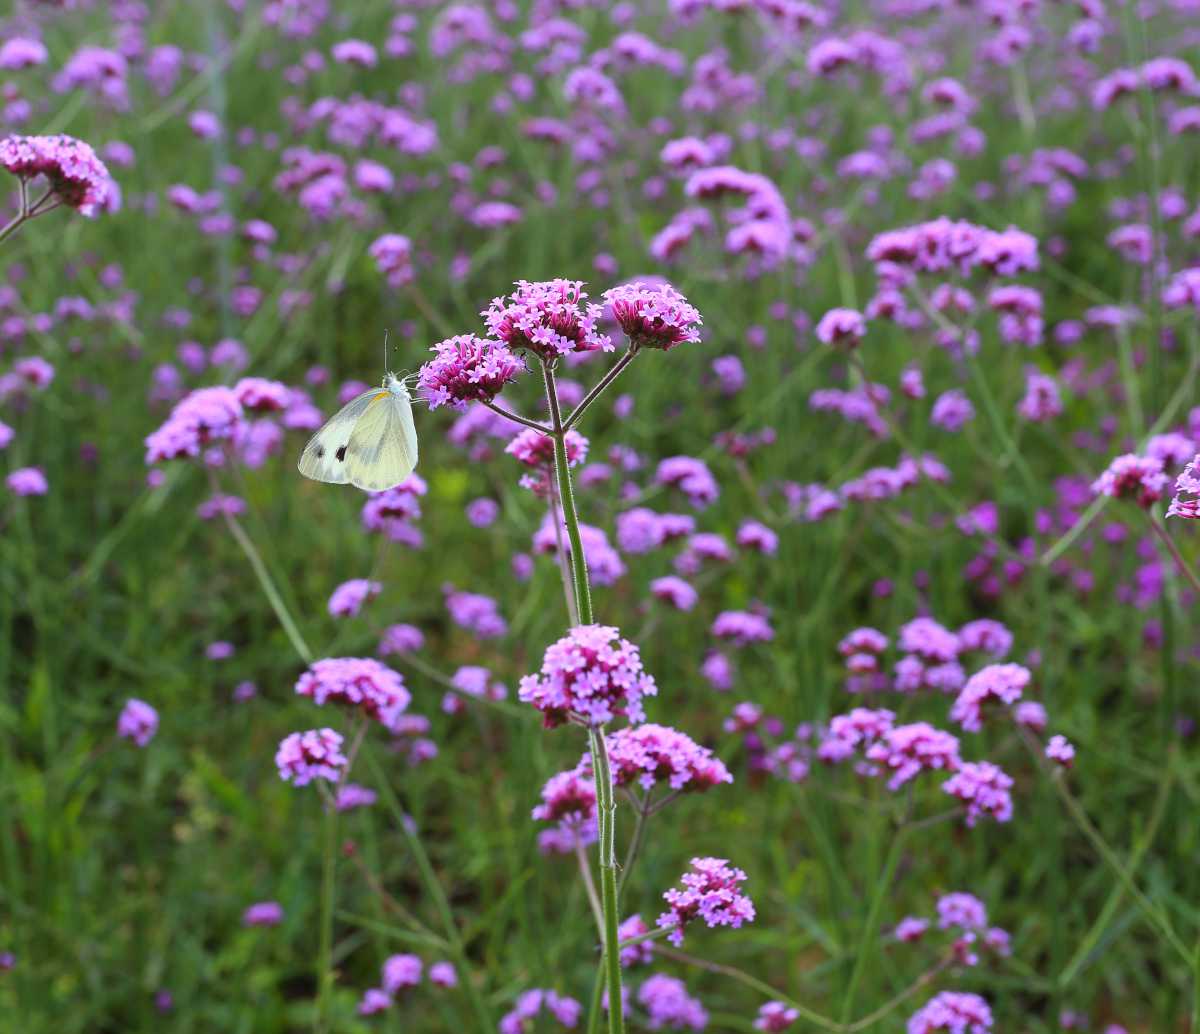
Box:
[867,218,1038,278]
[444,585,507,638]
[0,133,112,215]
[907,991,993,1034]
[602,281,703,351]
[295,657,410,731]
[950,663,1031,732]
[942,762,1014,826]
[418,334,524,411]
[637,975,708,1030]
[657,856,755,946]
[519,624,656,727]
[275,728,348,786]
[865,723,962,790]
[117,698,159,747]
[327,578,381,618]
[498,989,582,1034]
[607,724,732,792]
[483,279,611,361]
[1091,453,1169,507]
[144,386,244,463]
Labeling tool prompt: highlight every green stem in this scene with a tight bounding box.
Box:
[211,471,313,664]
[1022,731,1190,963]
[564,348,639,430]
[839,827,907,1022]
[1149,514,1200,598]
[657,946,839,1031]
[543,361,594,625]
[542,360,623,1032]
[316,801,338,1032]
[480,399,552,434]
[363,744,493,1030]
[589,728,625,1034]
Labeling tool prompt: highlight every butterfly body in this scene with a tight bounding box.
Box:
[298,372,418,492]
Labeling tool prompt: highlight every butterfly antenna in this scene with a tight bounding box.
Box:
[382,329,390,373]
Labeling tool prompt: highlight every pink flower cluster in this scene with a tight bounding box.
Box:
[607,724,732,792]
[601,280,703,351]
[518,624,657,727]
[117,698,159,747]
[907,991,993,1034]
[1167,453,1200,519]
[1091,453,1169,507]
[498,989,581,1034]
[657,856,756,946]
[865,722,962,790]
[275,728,348,786]
[295,657,411,731]
[532,765,597,854]
[867,218,1038,278]
[483,279,612,361]
[418,334,524,411]
[950,663,1031,732]
[0,133,112,215]
[942,762,1014,826]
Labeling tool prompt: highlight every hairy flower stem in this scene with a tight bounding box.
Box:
[480,399,552,434]
[1148,514,1200,598]
[542,359,624,1034]
[564,347,638,430]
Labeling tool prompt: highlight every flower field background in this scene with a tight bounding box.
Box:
[2,0,1200,1031]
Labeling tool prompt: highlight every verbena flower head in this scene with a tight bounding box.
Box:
[865,722,961,790]
[936,892,987,931]
[1046,734,1075,767]
[942,761,1014,825]
[1091,453,1169,507]
[907,991,993,1034]
[483,279,612,361]
[816,307,867,347]
[607,724,732,792]
[519,624,656,728]
[601,280,702,351]
[295,658,411,731]
[242,901,284,927]
[711,610,775,647]
[756,1002,800,1032]
[617,915,654,968]
[532,764,597,855]
[327,578,381,618]
[658,857,755,946]
[1167,453,1200,518]
[638,975,708,1030]
[381,954,422,992]
[418,334,524,410]
[444,585,508,638]
[117,698,158,747]
[275,728,348,786]
[499,989,582,1034]
[7,467,48,496]
[144,386,244,463]
[0,134,112,215]
[950,663,1031,732]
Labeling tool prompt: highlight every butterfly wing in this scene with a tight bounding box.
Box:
[343,390,419,492]
[297,389,385,484]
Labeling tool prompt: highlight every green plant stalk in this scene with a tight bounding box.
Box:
[364,745,493,1031]
[838,826,907,1023]
[316,803,337,1033]
[543,359,624,1034]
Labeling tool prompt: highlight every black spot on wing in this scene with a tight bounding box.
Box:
[335,444,348,462]
[315,445,325,458]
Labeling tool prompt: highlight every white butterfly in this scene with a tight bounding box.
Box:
[298,372,419,492]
